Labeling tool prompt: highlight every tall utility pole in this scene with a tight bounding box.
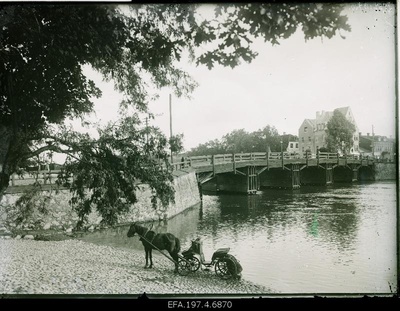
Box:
[372,124,375,158]
[145,117,149,147]
[169,94,173,164]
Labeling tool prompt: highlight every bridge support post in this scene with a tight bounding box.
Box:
[247,165,258,194]
[326,164,333,185]
[233,153,236,173]
[212,154,215,176]
[352,164,358,182]
[291,164,300,189]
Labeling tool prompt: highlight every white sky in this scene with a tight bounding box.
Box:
[80,3,396,152]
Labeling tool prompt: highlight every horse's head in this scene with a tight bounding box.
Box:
[127,222,147,238]
[127,223,138,238]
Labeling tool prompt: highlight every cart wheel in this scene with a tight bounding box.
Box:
[177,258,191,276]
[187,256,201,272]
[214,259,232,280]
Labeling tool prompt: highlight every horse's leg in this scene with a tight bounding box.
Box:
[148,249,153,269]
[170,251,179,273]
[144,248,149,269]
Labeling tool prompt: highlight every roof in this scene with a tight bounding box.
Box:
[359,147,373,153]
[299,106,356,133]
[335,106,351,116]
[304,119,316,127]
[316,111,333,123]
[360,135,394,142]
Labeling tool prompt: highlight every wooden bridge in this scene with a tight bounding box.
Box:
[8,151,375,195]
[172,151,375,194]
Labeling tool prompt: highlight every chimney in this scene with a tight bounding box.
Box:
[359,132,362,137]
[367,133,370,137]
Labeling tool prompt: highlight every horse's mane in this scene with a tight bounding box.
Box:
[134,223,154,237]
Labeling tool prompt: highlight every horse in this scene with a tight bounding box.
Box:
[127,222,181,272]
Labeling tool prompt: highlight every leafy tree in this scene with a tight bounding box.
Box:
[325,109,356,154]
[253,125,282,152]
[222,129,252,153]
[188,125,287,156]
[187,139,226,156]
[169,133,184,155]
[0,3,350,225]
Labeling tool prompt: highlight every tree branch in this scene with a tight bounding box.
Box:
[20,144,81,163]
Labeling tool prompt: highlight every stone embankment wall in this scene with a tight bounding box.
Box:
[374,162,396,180]
[0,170,200,234]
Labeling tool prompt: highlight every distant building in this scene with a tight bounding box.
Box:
[286,141,299,154]
[359,133,395,160]
[298,107,359,155]
[298,118,316,154]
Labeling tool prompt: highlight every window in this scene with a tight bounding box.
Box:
[302,137,304,142]
[308,137,311,142]
[296,143,298,148]
[290,143,293,148]
[304,126,308,133]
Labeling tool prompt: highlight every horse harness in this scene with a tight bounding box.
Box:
[137,227,156,245]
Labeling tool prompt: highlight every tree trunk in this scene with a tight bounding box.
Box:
[0,125,13,202]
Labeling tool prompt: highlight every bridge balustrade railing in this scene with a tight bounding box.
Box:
[302,152,314,159]
[318,152,339,159]
[268,152,281,159]
[9,153,377,186]
[9,169,65,187]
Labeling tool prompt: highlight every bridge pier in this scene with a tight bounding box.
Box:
[247,166,258,194]
[291,164,301,189]
[191,152,374,194]
[352,165,358,182]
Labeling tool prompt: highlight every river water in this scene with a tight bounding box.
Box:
[79,181,397,294]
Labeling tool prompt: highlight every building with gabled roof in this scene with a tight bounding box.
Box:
[298,107,359,155]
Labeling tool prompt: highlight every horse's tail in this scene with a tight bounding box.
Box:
[174,237,181,254]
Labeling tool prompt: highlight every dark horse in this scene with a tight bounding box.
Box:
[127,222,181,272]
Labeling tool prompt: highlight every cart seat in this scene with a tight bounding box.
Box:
[211,247,230,261]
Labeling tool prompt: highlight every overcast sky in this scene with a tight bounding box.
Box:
[82,2,396,151]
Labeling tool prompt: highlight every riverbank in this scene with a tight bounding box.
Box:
[0,170,201,233]
[0,238,270,296]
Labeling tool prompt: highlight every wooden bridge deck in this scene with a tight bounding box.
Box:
[7,152,374,190]
[173,152,374,175]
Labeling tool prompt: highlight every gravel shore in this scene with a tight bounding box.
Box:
[0,238,270,296]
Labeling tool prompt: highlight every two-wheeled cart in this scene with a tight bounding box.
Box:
[177,238,242,279]
[134,232,242,280]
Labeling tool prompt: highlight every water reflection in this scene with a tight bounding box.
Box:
[79,181,397,293]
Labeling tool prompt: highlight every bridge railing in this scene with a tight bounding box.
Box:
[9,152,377,186]
[318,152,338,159]
[173,151,374,170]
[9,169,65,187]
